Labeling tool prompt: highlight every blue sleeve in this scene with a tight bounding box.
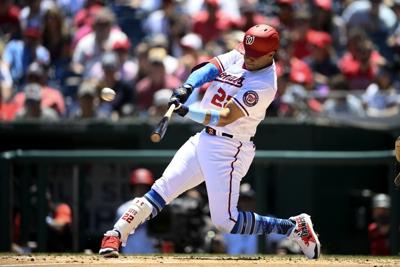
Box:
[185,63,219,89]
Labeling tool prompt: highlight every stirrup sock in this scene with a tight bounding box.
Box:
[144,189,166,219]
[230,211,295,235]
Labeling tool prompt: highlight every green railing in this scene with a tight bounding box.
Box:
[1,149,398,254]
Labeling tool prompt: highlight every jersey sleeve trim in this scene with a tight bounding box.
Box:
[209,57,224,72]
[233,97,249,116]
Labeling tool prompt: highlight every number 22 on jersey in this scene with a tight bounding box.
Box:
[211,88,232,108]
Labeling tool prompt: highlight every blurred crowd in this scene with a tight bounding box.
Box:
[1,0,400,122]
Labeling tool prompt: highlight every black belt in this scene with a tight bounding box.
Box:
[205,126,254,142]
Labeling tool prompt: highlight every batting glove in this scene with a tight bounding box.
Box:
[168,97,189,117]
[169,84,193,105]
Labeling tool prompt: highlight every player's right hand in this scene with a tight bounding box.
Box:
[168,97,188,117]
[170,84,193,104]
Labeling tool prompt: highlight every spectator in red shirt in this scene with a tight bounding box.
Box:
[0,89,19,121]
[290,10,313,60]
[338,30,385,90]
[14,83,59,121]
[13,62,65,116]
[0,0,21,41]
[192,0,233,44]
[135,47,181,111]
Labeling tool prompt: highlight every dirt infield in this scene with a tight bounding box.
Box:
[1,254,400,267]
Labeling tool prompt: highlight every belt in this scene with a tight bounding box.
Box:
[205,126,254,142]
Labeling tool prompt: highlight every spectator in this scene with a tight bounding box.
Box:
[168,15,191,59]
[272,0,295,30]
[68,79,107,119]
[19,0,46,32]
[148,88,173,122]
[135,47,181,111]
[342,0,396,59]
[362,66,400,117]
[97,51,135,118]
[0,0,21,41]
[116,168,157,254]
[174,33,203,82]
[46,203,73,252]
[146,34,179,75]
[234,1,267,32]
[2,27,50,85]
[338,31,385,90]
[71,4,103,48]
[368,193,391,255]
[388,0,400,69]
[142,0,181,38]
[56,0,86,24]
[135,42,151,82]
[13,62,65,116]
[89,39,138,84]
[289,10,313,60]
[304,30,340,87]
[0,64,18,120]
[192,0,233,44]
[0,58,13,101]
[42,7,69,63]
[322,74,365,117]
[14,83,59,121]
[72,7,128,76]
[310,0,347,55]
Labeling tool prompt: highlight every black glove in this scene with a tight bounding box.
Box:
[169,97,189,117]
[169,84,193,105]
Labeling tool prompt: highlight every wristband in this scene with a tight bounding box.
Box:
[209,110,220,126]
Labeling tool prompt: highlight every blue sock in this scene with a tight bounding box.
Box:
[144,189,166,219]
[230,211,295,235]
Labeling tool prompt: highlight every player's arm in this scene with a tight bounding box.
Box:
[170,63,220,105]
[203,99,245,126]
[171,99,245,127]
[170,49,240,104]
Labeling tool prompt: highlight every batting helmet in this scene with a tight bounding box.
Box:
[130,168,154,186]
[242,24,280,58]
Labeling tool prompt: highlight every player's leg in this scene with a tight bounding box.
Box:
[99,134,205,257]
[198,133,320,259]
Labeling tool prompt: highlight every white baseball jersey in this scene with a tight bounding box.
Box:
[201,49,277,139]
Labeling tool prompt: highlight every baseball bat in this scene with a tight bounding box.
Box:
[150,104,176,143]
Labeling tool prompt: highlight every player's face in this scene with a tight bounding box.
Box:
[244,52,274,71]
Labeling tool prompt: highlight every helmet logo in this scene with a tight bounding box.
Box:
[245,35,255,45]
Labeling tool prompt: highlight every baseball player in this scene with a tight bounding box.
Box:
[99,24,321,259]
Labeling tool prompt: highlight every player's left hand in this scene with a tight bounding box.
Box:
[170,84,193,104]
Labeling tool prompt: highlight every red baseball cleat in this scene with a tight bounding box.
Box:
[99,233,121,258]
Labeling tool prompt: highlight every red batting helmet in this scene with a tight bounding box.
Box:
[130,168,154,186]
[242,24,280,58]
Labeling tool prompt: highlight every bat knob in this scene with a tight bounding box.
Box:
[150,134,161,143]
